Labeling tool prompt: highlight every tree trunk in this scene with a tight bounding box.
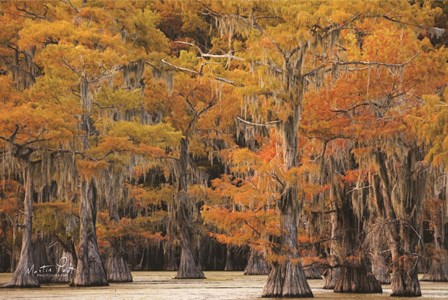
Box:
[104,169,132,282]
[10,215,18,273]
[375,149,422,297]
[333,187,382,293]
[72,180,108,287]
[390,261,421,297]
[262,111,312,297]
[323,202,339,289]
[4,164,39,288]
[304,266,322,280]
[262,187,312,297]
[422,256,448,282]
[174,138,205,279]
[371,250,391,284]
[422,179,448,282]
[323,268,340,290]
[421,215,448,281]
[52,249,75,283]
[335,261,382,293]
[105,247,132,282]
[244,249,270,275]
[163,241,179,271]
[224,245,236,271]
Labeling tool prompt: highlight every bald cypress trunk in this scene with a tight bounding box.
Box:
[422,174,448,282]
[262,89,313,298]
[323,203,340,289]
[105,247,132,282]
[224,245,237,271]
[72,180,108,287]
[333,173,381,294]
[4,163,39,288]
[374,149,423,297]
[175,138,205,279]
[244,249,270,275]
[262,112,312,298]
[104,169,132,282]
[422,199,448,281]
[371,247,391,284]
[163,241,179,271]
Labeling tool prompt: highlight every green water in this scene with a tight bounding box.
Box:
[1,272,447,299]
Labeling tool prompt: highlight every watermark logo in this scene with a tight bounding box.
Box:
[26,256,76,275]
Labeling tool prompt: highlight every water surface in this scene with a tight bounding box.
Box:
[1,272,447,299]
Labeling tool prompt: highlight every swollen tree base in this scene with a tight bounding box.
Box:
[174,246,205,279]
[334,265,382,293]
[3,271,40,288]
[304,266,322,280]
[4,164,39,289]
[390,269,421,297]
[262,261,313,298]
[322,267,340,289]
[421,259,448,282]
[244,250,270,275]
[71,240,109,287]
[105,249,133,282]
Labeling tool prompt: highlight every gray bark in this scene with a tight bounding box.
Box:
[4,164,39,288]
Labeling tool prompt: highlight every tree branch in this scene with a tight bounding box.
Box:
[236,116,281,127]
[174,41,243,61]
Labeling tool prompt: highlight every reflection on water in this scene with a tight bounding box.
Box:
[1,272,448,299]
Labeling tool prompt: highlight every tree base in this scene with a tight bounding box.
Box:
[262,261,313,298]
[174,268,206,279]
[304,266,322,279]
[175,247,206,279]
[71,241,109,287]
[3,273,40,288]
[334,266,382,293]
[105,252,133,282]
[244,250,270,275]
[374,273,391,285]
[322,267,339,289]
[421,259,448,282]
[390,269,421,297]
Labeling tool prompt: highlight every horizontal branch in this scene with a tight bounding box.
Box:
[335,52,419,68]
[174,41,243,61]
[236,116,281,127]
[161,59,242,86]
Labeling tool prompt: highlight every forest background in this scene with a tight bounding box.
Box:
[0,0,448,297]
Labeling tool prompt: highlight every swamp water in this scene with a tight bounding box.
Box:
[1,271,448,299]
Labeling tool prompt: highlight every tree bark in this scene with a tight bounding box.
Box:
[422,177,448,282]
[224,245,237,271]
[304,266,322,280]
[375,149,423,297]
[4,164,39,288]
[262,108,313,297]
[333,183,382,293]
[104,169,133,282]
[262,186,313,297]
[244,249,270,275]
[174,138,205,279]
[323,202,340,289]
[371,249,391,284]
[105,247,132,282]
[163,241,179,271]
[72,180,108,287]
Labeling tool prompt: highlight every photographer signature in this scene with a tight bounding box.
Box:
[26,256,76,275]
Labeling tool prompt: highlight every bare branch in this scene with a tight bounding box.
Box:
[162,59,200,75]
[236,116,281,127]
[335,52,419,68]
[175,41,244,61]
[161,59,242,86]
